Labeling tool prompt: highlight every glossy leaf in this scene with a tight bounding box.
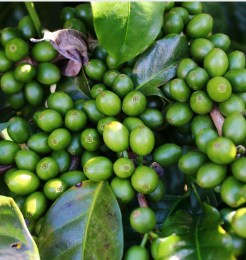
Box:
[92,2,165,66]
[38,181,123,260]
[132,34,189,98]
[157,203,235,260]
[25,2,42,38]
[0,196,40,260]
[0,122,10,132]
[56,68,91,100]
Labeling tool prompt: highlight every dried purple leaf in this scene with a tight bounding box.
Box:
[31,29,89,77]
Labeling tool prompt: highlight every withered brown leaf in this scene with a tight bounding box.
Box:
[31,29,89,77]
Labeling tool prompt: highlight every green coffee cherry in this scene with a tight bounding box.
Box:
[163,12,184,35]
[18,15,37,40]
[6,170,40,195]
[153,143,182,168]
[37,109,63,133]
[103,121,129,152]
[67,133,84,156]
[113,158,134,178]
[0,49,14,72]
[81,128,102,152]
[103,69,121,89]
[24,80,44,107]
[63,18,87,35]
[48,128,72,151]
[190,38,214,62]
[209,33,230,51]
[32,41,58,62]
[191,114,215,137]
[1,70,24,94]
[96,90,121,116]
[60,170,87,188]
[65,109,87,132]
[51,150,71,173]
[83,156,113,182]
[0,140,21,165]
[204,48,228,77]
[7,117,30,144]
[23,192,48,221]
[186,13,213,39]
[1,27,21,47]
[5,38,28,62]
[122,91,147,116]
[190,91,213,114]
[181,2,203,15]
[130,207,156,233]
[90,84,107,99]
[170,78,191,102]
[130,125,155,156]
[131,166,158,194]
[123,117,144,133]
[166,102,194,127]
[44,178,68,201]
[222,114,246,145]
[15,150,40,172]
[179,151,208,175]
[186,67,210,90]
[83,100,105,124]
[85,59,107,81]
[36,63,61,85]
[218,94,245,117]
[14,63,36,83]
[110,177,135,204]
[112,74,134,99]
[195,128,219,153]
[224,69,246,93]
[207,77,232,102]
[177,58,197,80]
[197,162,227,188]
[139,108,164,130]
[36,157,60,181]
[27,132,52,154]
[228,51,246,70]
[207,137,236,165]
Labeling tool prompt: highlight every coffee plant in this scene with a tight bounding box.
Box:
[0,2,246,260]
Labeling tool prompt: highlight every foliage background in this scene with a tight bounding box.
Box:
[0,2,246,53]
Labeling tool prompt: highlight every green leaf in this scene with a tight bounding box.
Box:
[92,2,165,66]
[132,34,189,98]
[56,68,91,100]
[38,181,123,260]
[25,2,42,38]
[157,203,235,260]
[0,196,40,260]
[0,122,10,132]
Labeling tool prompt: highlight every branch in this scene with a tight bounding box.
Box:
[210,102,225,136]
[137,193,148,207]
[0,164,16,175]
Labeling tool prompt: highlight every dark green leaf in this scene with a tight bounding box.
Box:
[0,196,40,260]
[158,203,235,260]
[38,181,123,260]
[56,68,91,100]
[0,107,15,123]
[25,2,42,38]
[0,122,10,132]
[132,34,189,98]
[92,2,165,66]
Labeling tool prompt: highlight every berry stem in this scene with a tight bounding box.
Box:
[0,164,16,175]
[137,193,148,207]
[191,183,204,210]
[149,231,159,239]
[138,155,143,166]
[122,150,129,159]
[140,233,149,248]
[209,102,225,136]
